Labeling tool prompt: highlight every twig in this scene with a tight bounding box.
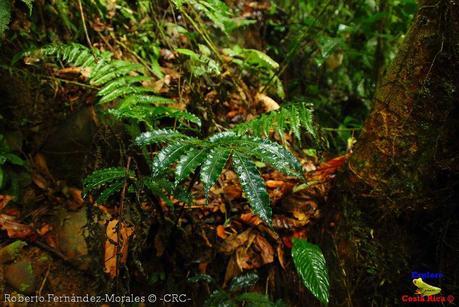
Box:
[37,264,51,296]
[77,0,93,48]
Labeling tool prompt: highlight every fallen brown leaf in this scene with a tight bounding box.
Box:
[0,195,13,210]
[104,219,134,279]
[216,225,227,239]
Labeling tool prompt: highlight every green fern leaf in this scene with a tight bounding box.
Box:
[229,272,259,291]
[151,142,192,176]
[119,95,174,106]
[200,147,230,198]
[99,86,154,104]
[175,147,208,185]
[135,129,189,146]
[98,76,150,97]
[90,63,143,86]
[83,167,133,192]
[96,181,124,203]
[232,153,271,225]
[292,238,329,305]
[253,139,303,177]
[141,178,175,207]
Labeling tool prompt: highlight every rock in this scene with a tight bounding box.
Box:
[54,207,90,269]
[42,107,98,185]
[0,241,27,264]
[4,259,36,294]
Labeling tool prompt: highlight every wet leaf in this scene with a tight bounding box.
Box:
[229,271,259,291]
[232,153,271,225]
[201,147,231,198]
[291,238,329,305]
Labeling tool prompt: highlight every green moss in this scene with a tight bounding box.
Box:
[0,241,27,264]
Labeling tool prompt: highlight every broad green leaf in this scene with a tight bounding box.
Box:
[175,147,208,184]
[229,272,259,291]
[151,143,191,176]
[135,129,189,146]
[291,238,329,305]
[232,153,271,225]
[200,147,230,198]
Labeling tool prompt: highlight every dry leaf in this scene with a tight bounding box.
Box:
[265,180,286,189]
[104,219,134,279]
[240,212,262,226]
[0,195,13,210]
[254,234,274,265]
[219,229,255,254]
[0,214,35,239]
[256,93,280,112]
[277,244,286,270]
[216,225,227,239]
[224,255,242,286]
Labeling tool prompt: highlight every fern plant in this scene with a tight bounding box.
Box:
[136,130,304,224]
[83,166,188,207]
[30,43,200,128]
[233,102,316,144]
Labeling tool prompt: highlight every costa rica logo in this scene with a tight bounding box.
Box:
[412,278,441,296]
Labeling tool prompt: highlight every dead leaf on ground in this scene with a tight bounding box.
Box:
[0,214,35,239]
[277,244,286,270]
[224,255,242,286]
[240,212,262,226]
[219,229,255,254]
[236,246,263,270]
[254,234,274,265]
[104,219,134,279]
[0,195,13,210]
[256,93,280,112]
[216,225,228,239]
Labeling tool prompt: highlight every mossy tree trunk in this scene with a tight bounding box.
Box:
[326,1,459,305]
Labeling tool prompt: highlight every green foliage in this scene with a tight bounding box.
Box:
[229,271,259,291]
[83,167,134,203]
[233,102,316,143]
[171,0,254,35]
[136,130,303,224]
[31,43,200,128]
[83,166,180,206]
[0,134,25,189]
[223,45,284,98]
[291,238,330,305]
[189,272,284,307]
[0,0,11,38]
[176,45,221,77]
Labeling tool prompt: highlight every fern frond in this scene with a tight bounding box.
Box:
[83,167,133,193]
[233,103,317,142]
[232,153,272,225]
[135,129,190,146]
[200,147,231,198]
[175,147,208,185]
[32,43,200,128]
[151,142,193,176]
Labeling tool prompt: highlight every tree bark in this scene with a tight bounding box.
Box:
[326,1,459,305]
